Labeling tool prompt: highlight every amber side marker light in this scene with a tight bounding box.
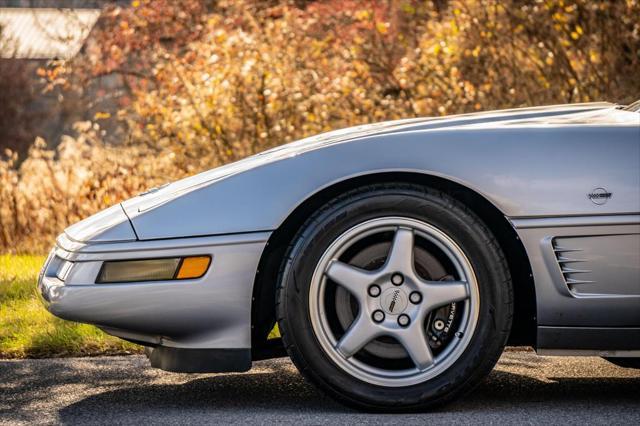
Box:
[176,256,211,279]
[97,256,211,283]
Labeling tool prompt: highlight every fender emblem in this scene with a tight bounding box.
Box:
[588,188,612,205]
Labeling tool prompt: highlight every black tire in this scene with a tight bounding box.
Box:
[276,183,513,411]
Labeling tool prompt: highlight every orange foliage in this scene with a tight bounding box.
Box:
[1,0,639,253]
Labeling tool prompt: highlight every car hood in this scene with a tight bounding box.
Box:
[63,204,137,244]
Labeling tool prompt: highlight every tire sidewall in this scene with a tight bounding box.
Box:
[279,186,511,410]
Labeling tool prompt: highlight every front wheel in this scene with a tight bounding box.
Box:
[277,184,513,411]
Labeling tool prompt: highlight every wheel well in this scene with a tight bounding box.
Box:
[251,172,537,350]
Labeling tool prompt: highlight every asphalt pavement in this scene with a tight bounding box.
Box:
[1,349,638,425]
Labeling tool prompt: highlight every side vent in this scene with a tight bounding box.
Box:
[552,239,594,289]
[552,234,638,297]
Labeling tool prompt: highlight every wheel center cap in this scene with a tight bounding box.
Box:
[380,288,408,315]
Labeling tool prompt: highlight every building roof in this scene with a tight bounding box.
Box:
[0,8,101,59]
[0,1,111,7]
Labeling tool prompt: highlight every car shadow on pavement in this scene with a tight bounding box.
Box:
[463,371,640,407]
[55,363,640,423]
[0,356,164,424]
[57,362,347,423]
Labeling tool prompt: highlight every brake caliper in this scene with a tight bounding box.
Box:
[428,302,457,350]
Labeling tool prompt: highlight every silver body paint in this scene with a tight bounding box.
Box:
[39,102,640,354]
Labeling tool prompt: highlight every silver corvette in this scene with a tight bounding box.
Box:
[39,101,640,410]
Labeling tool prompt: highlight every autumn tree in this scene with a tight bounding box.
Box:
[2,0,639,252]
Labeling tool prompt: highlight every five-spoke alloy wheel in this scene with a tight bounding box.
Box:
[310,217,479,387]
[277,184,512,411]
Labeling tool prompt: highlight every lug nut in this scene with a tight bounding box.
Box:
[391,273,404,286]
[368,284,381,297]
[409,291,422,304]
[372,310,385,323]
[397,314,411,327]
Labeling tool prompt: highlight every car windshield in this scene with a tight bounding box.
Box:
[621,99,640,112]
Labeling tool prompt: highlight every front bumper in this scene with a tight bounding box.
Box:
[39,231,270,354]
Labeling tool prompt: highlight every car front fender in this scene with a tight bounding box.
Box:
[123,126,640,240]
